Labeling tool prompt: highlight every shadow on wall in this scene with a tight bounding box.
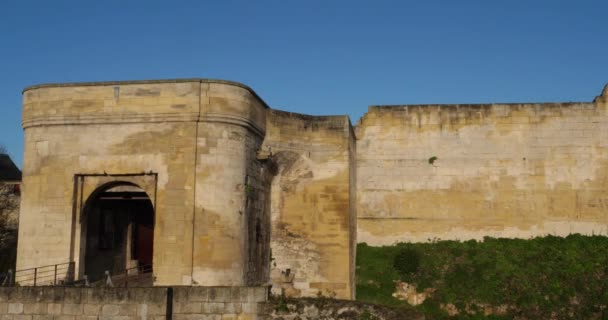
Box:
[0,184,19,273]
[0,153,21,274]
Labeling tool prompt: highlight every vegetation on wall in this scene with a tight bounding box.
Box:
[269,295,423,320]
[357,235,608,319]
[0,183,18,273]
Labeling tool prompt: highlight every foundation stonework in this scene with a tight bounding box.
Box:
[16,78,608,300]
[0,286,269,319]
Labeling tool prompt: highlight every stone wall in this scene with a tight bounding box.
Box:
[0,286,268,319]
[263,110,356,300]
[18,79,269,286]
[17,76,608,302]
[356,85,608,245]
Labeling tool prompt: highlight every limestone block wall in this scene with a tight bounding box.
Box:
[0,286,269,319]
[18,79,269,287]
[263,110,356,299]
[356,85,608,245]
[192,82,270,286]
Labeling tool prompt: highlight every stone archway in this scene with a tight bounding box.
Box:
[79,181,154,282]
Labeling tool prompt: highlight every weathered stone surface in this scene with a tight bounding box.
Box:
[13,77,608,303]
[17,79,270,288]
[262,111,356,300]
[0,287,268,319]
[356,90,608,245]
[8,302,23,314]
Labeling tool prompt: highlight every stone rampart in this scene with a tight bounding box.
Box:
[356,86,608,245]
[262,110,356,299]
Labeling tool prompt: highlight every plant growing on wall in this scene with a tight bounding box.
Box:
[245,184,257,200]
[0,183,19,272]
[428,156,438,166]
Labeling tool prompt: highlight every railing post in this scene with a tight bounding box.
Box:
[105,270,114,287]
[2,269,13,286]
[33,268,37,286]
[69,261,75,282]
[54,264,58,285]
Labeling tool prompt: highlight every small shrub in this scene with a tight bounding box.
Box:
[393,247,420,278]
[273,295,290,313]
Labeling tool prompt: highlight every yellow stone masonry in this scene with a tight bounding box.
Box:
[16,78,608,300]
[357,85,608,245]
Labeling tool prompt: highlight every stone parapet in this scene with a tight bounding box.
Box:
[22,79,268,136]
[0,286,269,319]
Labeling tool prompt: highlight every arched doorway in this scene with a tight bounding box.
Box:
[80,182,154,282]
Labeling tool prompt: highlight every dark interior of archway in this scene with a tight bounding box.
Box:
[83,189,154,282]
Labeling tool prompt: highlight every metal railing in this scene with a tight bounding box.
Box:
[1,262,75,287]
[0,271,13,286]
[1,262,153,287]
[106,264,153,287]
[95,264,153,288]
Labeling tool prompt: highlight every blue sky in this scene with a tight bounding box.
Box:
[1,0,606,166]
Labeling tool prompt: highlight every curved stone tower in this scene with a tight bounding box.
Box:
[18,79,270,286]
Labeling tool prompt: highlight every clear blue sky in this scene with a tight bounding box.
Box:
[1,0,606,166]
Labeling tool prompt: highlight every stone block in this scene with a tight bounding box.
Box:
[44,288,64,303]
[98,316,131,320]
[103,288,129,304]
[46,303,61,315]
[138,302,165,316]
[201,302,224,314]
[251,288,267,302]
[62,289,82,304]
[117,304,137,316]
[236,314,253,320]
[174,302,202,314]
[0,289,9,302]
[128,287,166,303]
[223,302,242,314]
[62,303,82,315]
[235,287,249,302]
[172,287,190,302]
[101,304,120,316]
[7,288,36,303]
[8,303,23,314]
[22,303,46,314]
[83,288,103,304]
[240,302,257,314]
[83,303,100,315]
[207,288,221,302]
[188,287,208,302]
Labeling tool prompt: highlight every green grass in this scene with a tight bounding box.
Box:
[356,235,608,319]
